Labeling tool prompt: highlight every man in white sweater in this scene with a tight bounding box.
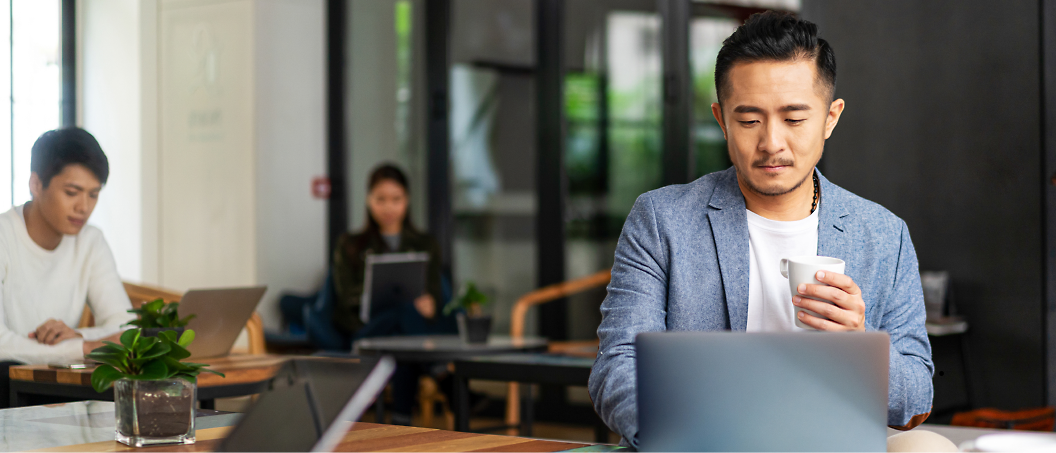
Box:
[0,128,133,368]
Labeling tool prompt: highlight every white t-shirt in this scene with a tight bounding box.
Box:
[745,208,819,331]
[0,204,134,364]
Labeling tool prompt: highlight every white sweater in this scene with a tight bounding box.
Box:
[0,204,134,364]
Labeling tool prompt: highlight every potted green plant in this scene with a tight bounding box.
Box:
[444,282,492,343]
[125,298,195,338]
[88,328,224,447]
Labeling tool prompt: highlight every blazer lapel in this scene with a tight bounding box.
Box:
[706,169,750,331]
[815,171,853,269]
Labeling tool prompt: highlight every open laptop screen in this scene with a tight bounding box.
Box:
[218,356,395,452]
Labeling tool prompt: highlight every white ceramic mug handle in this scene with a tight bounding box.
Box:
[780,258,789,278]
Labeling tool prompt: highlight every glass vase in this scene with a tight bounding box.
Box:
[114,378,196,447]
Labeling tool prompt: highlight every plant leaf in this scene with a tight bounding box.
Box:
[166,341,191,360]
[144,299,165,313]
[119,329,140,348]
[132,360,168,380]
[131,342,171,365]
[86,352,126,369]
[177,330,195,348]
[198,367,225,378]
[91,365,125,393]
[158,330,178,343]
[90,342,126,355]
[134,336,158,355]
[100,340,127,352]
[177,314,196,327]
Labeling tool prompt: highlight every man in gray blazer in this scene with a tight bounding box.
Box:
[588,12,933,447]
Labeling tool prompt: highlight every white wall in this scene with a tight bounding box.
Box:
[158,0,257,291]
[253,0,327,328]
[79,0,328,330]
[79,0,143,282]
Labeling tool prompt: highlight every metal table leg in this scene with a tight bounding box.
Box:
[375,395,386,424]
[454,373,470,431]
[519,382,533,437]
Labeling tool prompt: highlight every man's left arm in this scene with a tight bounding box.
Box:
[880,221,935,429]
[794,220,934,429]
[77,233,135,340]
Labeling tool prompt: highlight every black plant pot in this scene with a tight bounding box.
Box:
[456,314,492,344]
[141,327,185,339]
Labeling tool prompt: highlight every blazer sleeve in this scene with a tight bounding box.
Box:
[588,194,669,447]
[881,221,935,429]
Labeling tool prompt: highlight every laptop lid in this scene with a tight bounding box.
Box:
[636,331,889,452]
[217,356,395,452]
[180,286,267,358]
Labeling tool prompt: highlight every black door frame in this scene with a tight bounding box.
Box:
[1041,0,1056,408]
[324,0,758,333]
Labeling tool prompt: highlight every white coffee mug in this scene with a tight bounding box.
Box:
[779,255,846,330]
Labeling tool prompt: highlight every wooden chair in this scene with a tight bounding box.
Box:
[78,282,266,355]
[419,373,456,429]
[505,268,612,433]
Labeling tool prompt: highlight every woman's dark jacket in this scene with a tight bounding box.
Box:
[331,228,443,335]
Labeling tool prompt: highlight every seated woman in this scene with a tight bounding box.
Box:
[332,163,444,338]
[332,163,452,425]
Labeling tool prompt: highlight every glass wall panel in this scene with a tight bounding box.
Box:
[345,0,427,234]
[690,17,738,179]
[563,0,662,341]
[449,0,536,336]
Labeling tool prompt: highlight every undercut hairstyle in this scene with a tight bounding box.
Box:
[714,11,836,104]
[30,127,109,187]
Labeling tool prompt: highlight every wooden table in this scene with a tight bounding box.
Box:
[22,420,604,451]
[9,354,293,408]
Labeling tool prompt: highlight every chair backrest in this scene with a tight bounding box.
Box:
[509,268,611,339]
[79,282,266,355]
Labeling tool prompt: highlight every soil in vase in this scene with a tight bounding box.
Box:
[115,379,195,443]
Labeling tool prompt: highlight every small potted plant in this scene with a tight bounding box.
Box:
[125,298,195,338]
[444,282,492,343]
[88,328,224,447]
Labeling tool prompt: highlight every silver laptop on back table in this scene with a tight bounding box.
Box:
[180,286,267,358]
[636,331,889,452]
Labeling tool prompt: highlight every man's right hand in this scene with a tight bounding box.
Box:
[29,319,81,345]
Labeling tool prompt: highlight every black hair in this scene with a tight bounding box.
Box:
[714,11,836,104]
[362,163,416,237]
[30,127,109,187]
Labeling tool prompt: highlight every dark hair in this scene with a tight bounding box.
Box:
[30,127,109,187]
[714,11,836,104]
[363,163,416,237]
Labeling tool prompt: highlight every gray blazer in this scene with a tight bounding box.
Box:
[588,167,934,446]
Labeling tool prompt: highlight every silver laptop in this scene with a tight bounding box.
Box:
[217,356,396,452]
[180,286,267,358]
[636,331,890,452]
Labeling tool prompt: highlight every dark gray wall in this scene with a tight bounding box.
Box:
[801,0,1044,410]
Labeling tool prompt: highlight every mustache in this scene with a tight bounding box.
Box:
[752,158,795,167]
